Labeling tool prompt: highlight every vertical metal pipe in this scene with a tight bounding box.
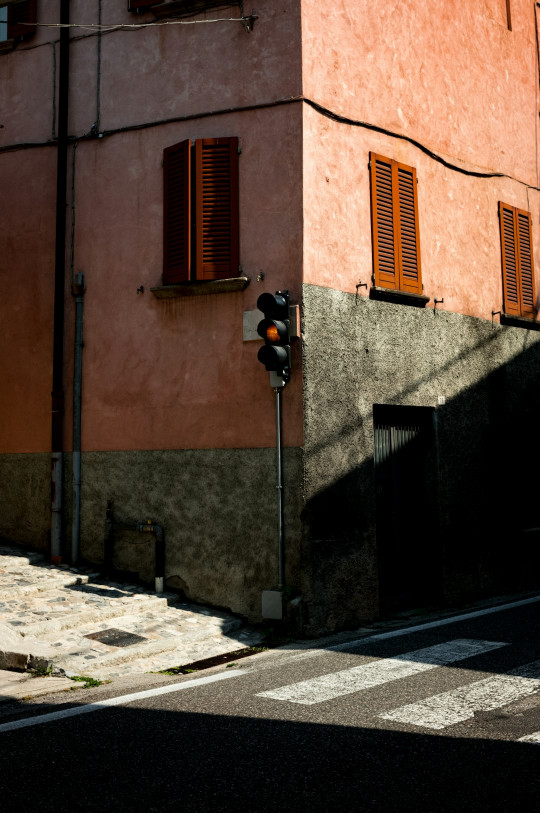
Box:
[154,525,165,594]
[50,0,70,562]
[71,272,85,563]
[275,386,285,590]
[104,500,114,578]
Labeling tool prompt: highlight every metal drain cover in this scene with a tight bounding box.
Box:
[84,628,147,647]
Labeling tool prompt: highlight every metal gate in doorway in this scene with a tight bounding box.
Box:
[373,404,440,612]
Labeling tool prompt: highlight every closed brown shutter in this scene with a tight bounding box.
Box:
[499,202,536,318]
[371,154,398,290]
[195,137,239,281]
[163,139,191,284]
[516,209,535,318]
[7,0,36,39]
[370,152,422,295]
[396,162,422,294]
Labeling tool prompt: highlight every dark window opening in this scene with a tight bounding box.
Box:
[373,404,440,613]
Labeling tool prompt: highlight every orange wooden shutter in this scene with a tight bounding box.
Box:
[370,153,398,290]
[396,162,422,294]
[370,153,422,294]
[7,0,36,39]
[500,202,521,317]
[516,208,535,318]
[163,139,191,284]
[195,137,239,281]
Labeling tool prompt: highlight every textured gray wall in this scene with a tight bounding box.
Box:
[0,454,50,550]
[78,447,303,620]
[0,447,303,622]
[301,284,540,632]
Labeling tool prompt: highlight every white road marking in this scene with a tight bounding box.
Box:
[325,595,540,653]
[256,639,506,705]
[518,731,540,744]
[0,670,243,734]
[232,594,540,675]
[380,660,540,730]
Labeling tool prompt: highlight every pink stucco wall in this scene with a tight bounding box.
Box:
[302,0,538,182]
[0,1,304,454]
[0,149,57,453]
[4,0,539,456]
[302,105,540,320]
[75,107,304,452]
[301,0,540,320]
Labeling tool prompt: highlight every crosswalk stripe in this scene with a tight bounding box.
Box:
[518,732,540,744]
[256,639,506,705]
[380,660,540,730]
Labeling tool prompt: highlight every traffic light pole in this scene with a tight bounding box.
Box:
[275,385,285,591]
[256,290,294,611]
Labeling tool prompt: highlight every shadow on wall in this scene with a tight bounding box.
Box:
[301,328,540,634]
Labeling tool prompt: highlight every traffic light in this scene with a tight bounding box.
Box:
[257,291,291,383]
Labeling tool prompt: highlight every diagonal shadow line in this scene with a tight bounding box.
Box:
[304,316,511,460]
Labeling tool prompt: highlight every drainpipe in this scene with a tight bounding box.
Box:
[50,0,70,564]
[71,272,85,564]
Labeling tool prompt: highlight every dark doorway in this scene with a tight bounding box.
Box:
[373,404,440,613]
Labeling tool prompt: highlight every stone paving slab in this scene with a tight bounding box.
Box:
[0,669,73,701]
[0,545,263,681]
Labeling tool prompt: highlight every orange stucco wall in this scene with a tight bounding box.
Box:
[0,0,304,454]
[302,105,540,319]
[4,0,539,456]
[301,0,540,320]
[74,108,304,452]
[0,149,57,453]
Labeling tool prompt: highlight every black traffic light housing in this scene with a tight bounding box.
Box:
[257,291,291,384]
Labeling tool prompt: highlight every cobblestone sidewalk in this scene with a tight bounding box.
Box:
[0,545,263,683]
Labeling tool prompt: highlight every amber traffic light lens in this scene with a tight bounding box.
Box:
[266,324,280,343]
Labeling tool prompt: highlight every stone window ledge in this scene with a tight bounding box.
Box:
[501,313,540,331]
[370,286,430,308]
[151,276,249,299]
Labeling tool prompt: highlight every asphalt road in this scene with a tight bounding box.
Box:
[1,598,539,812]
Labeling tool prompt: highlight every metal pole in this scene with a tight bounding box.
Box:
[71,272,85,563]
[275,386,285,590]
[50,0,70,563]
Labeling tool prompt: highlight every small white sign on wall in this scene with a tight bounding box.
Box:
[243,310,262,341]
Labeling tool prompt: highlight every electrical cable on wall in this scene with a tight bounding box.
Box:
[7,16,255,32]
[2,93,540,194]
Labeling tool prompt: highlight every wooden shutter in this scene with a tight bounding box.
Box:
[195,137,239,280]
[371,154,397,290]
[499,203,520,316]
[370,152,422,294]
[396,162,422,294]
[516,209,535,318]
[163,139,191,284]
[499,202,536,318]
[7,0,36,39]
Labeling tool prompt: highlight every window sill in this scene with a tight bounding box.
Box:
[500,313,540,330]
[151,276,250,299]
[369,286,430,308]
